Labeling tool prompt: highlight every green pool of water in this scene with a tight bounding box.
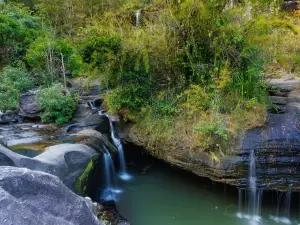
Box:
[115,158,298,225]
[13,149,41,157]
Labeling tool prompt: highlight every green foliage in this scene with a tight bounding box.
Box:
[26,36,84,85]
[106,71,152,112]
[37,84,77,124]
[0,2,40,64]
[178,85,210,116]
[75,157,98,195]
[0,66,34,111]
[80,33,122,85]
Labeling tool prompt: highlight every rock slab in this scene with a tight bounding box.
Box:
[0,166,102,225]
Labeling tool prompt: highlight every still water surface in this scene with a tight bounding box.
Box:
[115,150,298,225]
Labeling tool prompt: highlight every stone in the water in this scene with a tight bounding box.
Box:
[0,166,102,225]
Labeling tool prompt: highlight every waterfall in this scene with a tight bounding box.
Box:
[103,152,112,188]
[237,150,262,223]
[248,150,258,215]
[100,111,131,180]
[103,147,118,188]
[101,147,121,202]
[246,1,253,20]
[238,189,243,212]
[285,185,292,218]
[136,9,141,26]
[88,101,97,110]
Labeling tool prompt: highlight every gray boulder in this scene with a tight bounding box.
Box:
[19,89,40,119]
[0,143,99,189]
[0,166,102,225]
[0,111,20,124]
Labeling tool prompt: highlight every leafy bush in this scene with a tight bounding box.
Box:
[0,66,34,111]
[0,2,40,64]
[0,66,34,92]
[106,71,153,113]
[178,85,210,116]
[26,37,84,85]
[37,85,77,124]
[0,83,19,111]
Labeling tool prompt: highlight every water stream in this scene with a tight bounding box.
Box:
[100,112,131,180]
[136,10,141,26]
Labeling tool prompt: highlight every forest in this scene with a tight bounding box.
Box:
[0,0,299,157]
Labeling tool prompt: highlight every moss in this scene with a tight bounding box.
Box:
[75,156,99,195]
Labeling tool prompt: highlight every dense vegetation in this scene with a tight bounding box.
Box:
[0,0,299,157]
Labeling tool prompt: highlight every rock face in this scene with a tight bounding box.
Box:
[0,143,99,189]
[282,0,298,11]
[0,166,102,225]
[18,89,40,119]
[122,77,300,191]
[0,111,20,124]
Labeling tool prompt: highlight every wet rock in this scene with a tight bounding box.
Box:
[0,166,102,225]
[0,143,99,189]
[0,123,60,148]
[18,89,41,119]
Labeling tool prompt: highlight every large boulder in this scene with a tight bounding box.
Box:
[0,143,99,189]
[0,166,102,225]
[19,89,40,119]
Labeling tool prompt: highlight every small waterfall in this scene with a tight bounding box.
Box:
[237,150,262,223]
[100,111,131,180]
[248,150,258,215]
[88,101,97,110]
[238,189,243,212]
[246,1,253,20]
[103,147,118,188]
[136,9,141,26]
[103,152,112,188]
[101,147,121,201]
[285,185,292,218]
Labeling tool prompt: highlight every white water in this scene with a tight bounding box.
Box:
[101,147,122,201]
[136,9,141,26]
[237,150,263,224]
[249,150,259,215]
[100,112,131,180]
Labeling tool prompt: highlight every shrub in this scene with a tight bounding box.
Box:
[26,37,84,85]
[178,85,210,116]
[0,83,19,111]
[0,66,34,111]
[37,84,77,124]
[0,66,34,92]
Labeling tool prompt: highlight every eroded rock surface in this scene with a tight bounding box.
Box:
[0,166,102,225]
[0,143,99,189]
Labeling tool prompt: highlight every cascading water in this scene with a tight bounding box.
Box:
[285,185,292,218]
[248,150,258,215]
[100,111,131,180]
[101,147,122,201]
[136,9,141,26]
[104,147,118,188]
[237,150,262,224]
